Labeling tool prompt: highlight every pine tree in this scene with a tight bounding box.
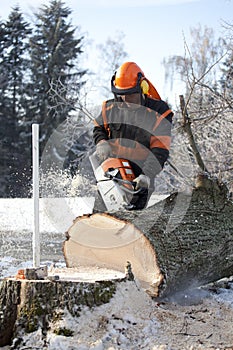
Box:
[0,20,9,196]
[0,7,32,197]
[28,0,87,154]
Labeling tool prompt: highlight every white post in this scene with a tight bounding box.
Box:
[32,123,40,267]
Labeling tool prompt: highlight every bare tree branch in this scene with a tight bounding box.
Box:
[179,94,209,173]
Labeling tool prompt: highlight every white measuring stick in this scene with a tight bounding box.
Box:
[32,124,40,267]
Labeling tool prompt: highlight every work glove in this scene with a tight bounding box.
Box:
[96,140,112,161]
[133,174,150,190]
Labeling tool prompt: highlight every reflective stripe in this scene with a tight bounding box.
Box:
[102,101,108,129]
[109,139,149,160]
[93,119,100,127]
[97,103,172,157]
[150,135,171,150]
[102,101,111,137]
[153,109,172,130]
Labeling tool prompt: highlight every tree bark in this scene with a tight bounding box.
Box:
[179,94,209,173]
[1,180,232,347]
[0,269,127,347]
[64,178,233,298]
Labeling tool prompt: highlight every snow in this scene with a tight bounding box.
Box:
[0,197,95,233]
[4,277,233,349]
[1,198,233,349]
[45,281,160,349]
[9,281,161,350]
[0,194,168,234]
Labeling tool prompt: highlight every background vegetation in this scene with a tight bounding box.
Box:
[0,0,232,197]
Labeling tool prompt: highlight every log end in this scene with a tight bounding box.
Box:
[63,213,164,297]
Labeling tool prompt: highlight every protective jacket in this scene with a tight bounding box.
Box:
[93,96,173,180]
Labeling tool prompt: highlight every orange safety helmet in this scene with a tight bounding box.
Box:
[111,62,161,100]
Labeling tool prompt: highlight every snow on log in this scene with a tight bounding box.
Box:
[63,178,233,298]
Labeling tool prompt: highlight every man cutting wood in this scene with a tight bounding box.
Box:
[93,62,173,209]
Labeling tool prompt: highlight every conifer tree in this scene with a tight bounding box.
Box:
[0,20,8,196]
[28,0,87,153]
[0,7,31,196]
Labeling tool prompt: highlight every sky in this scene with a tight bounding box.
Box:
[0,0,232,105]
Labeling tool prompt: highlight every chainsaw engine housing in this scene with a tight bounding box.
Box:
[90,154,137,211]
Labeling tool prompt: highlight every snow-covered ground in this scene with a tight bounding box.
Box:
[1,198,233,349]
[0,197,95,277]
[0,197,95,234]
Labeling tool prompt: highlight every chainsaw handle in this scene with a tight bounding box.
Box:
[103,170,145,194]
[111,176,143,194]
[118,184,143,195]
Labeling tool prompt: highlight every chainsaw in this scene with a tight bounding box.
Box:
[89,152,142,211]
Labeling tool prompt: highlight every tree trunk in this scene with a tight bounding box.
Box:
[179,94,209,173]
[63,177,233,298]
[0,267,127,347]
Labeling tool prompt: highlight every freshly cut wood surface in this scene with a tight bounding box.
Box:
[63,213,163,296]
[64,181,233,298]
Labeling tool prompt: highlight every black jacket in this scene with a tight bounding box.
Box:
[93,97,173,179]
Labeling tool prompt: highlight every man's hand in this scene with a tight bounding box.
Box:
[96,140,112,161]
[133,174,150,190]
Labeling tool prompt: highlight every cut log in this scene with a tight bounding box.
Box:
[63,213,163,296]
[0,266,127,347]
[63,179,233,298]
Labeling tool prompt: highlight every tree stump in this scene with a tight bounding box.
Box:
[64,179,233,298]
[0,267,127,347]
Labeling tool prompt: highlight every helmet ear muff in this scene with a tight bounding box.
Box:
[140,79,149,94]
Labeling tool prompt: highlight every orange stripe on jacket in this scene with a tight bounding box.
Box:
[101,101,108,129]
[153,109,172,130]
[93,119,100,127]
[101,101,112,137]
[93,101,113,133]
[150,135,171,150]
[109,139,149,160]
